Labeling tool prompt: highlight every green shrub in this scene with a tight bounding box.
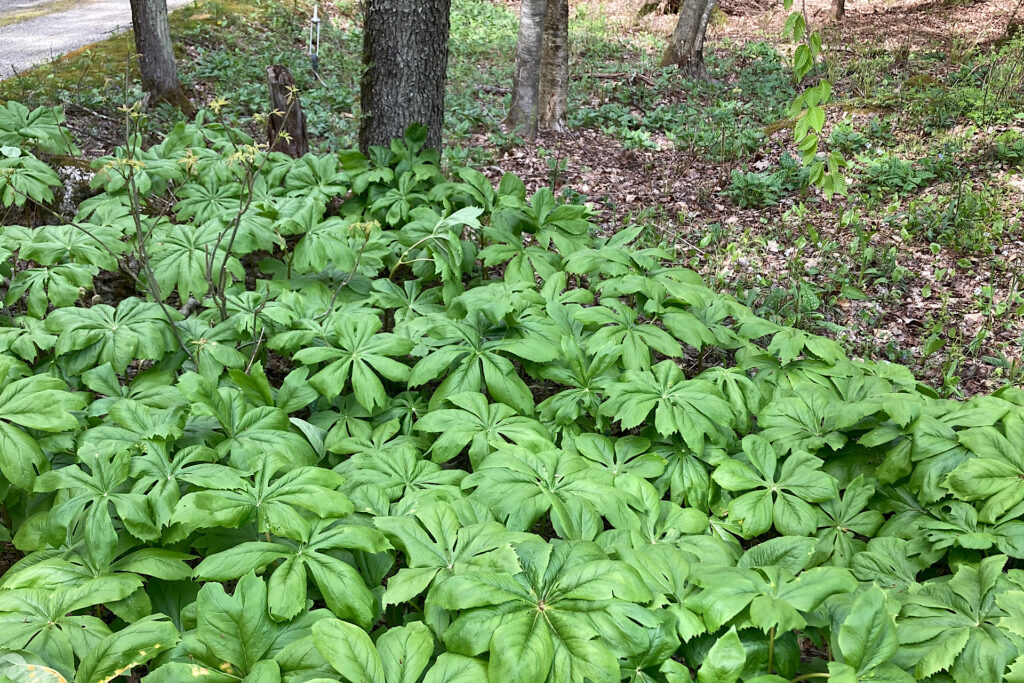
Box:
[862,154,934,195]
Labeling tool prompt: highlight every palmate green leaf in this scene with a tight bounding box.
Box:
[74,614,179,683]
[178,372,316,468]
[575,299,682,371]
[82,363,183,417]
[535,336,617,428]
[563,226,668,279]
[690,564,856,633]
[0,580,135,677]
[45,298,175,375]
[196,573,276,676]
[22,223,123,271]
[34,450,159,566]
[326,415,416,458]
[421,654,488,683]
[377,621,434,683]
[851,537,929,593]
[0,651,68,683]
[6,263,95,319]
[758,383,873,455]
[448,279,544,326]
[813,475,883,567]
[173,173,241,222]
[370,279,445,332]
[738,537,817,575]
[617,611,683,682]
[0,315,57,363]
[313,618,384,683]
[597,479,709,551]
[408,313,537,414]
[292,215,362,274]
[146,220,244,301]
[171,452,352,540]
[284,152,349,200]
[0,102,78,155]
[415,392,550,465]
[601,360,734,450]
[0,372,84,490]
[77,399,187,459]
[572,433,666,486]
[828,587,911,683]
[462,446,629,540]
[395,206,480,297]
[175,317,248,377]
[529,186,592,254]
[314,619,443,683]
[1,544,190,623]
[0,154,60,207]
[894,554,1022,681]
[292,314,412,410]
[696,627,745,683]
[945,416,1024,523]
[614,543,707,642]
[335,446,465,506]
[712,435,837,538]
[910,500,1024,557]
[157,572,332,681]
[435,539,651,683]
[479,226,562,286]
[374,500,523,628]
[698,366,763,433]
[194,518,388,626]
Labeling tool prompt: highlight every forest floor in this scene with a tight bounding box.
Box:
[1,0,1023,396]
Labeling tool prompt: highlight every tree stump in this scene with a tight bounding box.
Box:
[266,65,309,157]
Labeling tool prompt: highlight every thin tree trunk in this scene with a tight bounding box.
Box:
[129,0,192,112]
[359,0,452,153]
[507,0,569,138]
[538,0,568,131]
[267,65,308,157]
[660,0,716,79]
[507,0,548,138]
[832,0,846,20]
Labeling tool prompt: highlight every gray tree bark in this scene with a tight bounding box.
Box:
[359,0,452,153]
[832,0,846,20]
[507,0,569,138]
[538,0,568,132]
[129,0,192,112]
[660,0,716,78]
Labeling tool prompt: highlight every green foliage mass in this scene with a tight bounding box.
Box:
[3,105,1024,683]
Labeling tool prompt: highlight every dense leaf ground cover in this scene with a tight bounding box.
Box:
[3,94,1024,681]
[5,0,1024,397]
[4,0,1024,681]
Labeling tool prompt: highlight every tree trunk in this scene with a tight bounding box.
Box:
[832,0,846,20]
[359,0,452,153]
[507,0,569,138]
[129,0,192,112]
[660,0,716,79]
[267,65,309,157]
[538,0,568,131]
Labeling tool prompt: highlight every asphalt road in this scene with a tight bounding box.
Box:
[0,0,196,79]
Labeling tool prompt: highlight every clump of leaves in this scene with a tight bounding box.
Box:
[1,100,1024,683]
